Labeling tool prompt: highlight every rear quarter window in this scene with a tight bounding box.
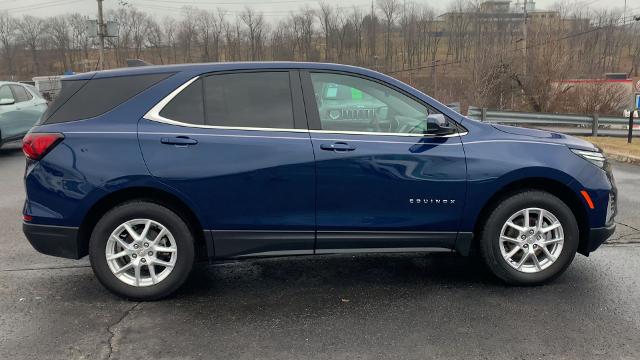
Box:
[43,72,173,125]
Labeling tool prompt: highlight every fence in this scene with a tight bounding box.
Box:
[467,107,639,137]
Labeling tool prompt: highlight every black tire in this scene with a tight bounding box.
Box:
[479,190,579,285]
[89,201,195,300]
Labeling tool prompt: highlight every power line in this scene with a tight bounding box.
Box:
[4,0,84,13]
[132,1,370,17]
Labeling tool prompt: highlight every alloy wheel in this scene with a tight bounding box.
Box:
[105,219,178,287]
[498,208,564,273]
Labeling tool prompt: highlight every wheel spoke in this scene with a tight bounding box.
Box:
[531,252,542,270]
[154,246,177,253]
[112,235,131,250]
[152,258,174,268]
[537,209,545,230]
[107,251,128,261]
[139,220,152,241]
[541,246,556,262]
[516,252,530,269]
[134,265,141,286]
[151,227,167,245]
[123,223,139,240]
[506,221,526,233]
[541,223,561,234]
[114,262,133,275]
[543,237,563,245]
[505,246,520,259]
[148,265,158,284]
[524,209,530,228]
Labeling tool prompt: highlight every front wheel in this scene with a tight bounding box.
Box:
[89,201,195,300]
[480,190,579,285]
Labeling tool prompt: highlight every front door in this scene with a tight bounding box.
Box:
[301,71,467,252]
[139,70,316,258]
[0,84,20,140]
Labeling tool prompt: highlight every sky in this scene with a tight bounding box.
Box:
[2,0,639,21]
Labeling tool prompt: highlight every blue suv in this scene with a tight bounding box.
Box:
[22,62,617,300]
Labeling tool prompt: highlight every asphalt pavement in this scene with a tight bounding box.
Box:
[1,140,640,359]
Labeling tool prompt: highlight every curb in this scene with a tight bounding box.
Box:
[605,152,640,166]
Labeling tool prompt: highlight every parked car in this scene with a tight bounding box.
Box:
[0,81,47,148]
[22,63,616,300]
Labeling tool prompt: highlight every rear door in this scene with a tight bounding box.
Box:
[9,84,44,135]
[301,71,467,252]
[139,70,316,258]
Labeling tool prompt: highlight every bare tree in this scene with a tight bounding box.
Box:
[0,13,17,78]
[146,18,165,64]
[17,15,45,74]
[46,16,71,72]
[240,7,266,61]
[377,0,399,71]
[69,13,91,70]
[317,1,334,61]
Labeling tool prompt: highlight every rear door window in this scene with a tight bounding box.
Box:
[203,72,294,129]
[10,85,32,103]
[158,79,204,126]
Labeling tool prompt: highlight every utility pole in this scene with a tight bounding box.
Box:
[522,0,528,76]
[624,0,627,24]
[97,0,106,70]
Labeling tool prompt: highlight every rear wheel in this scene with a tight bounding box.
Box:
[89,201,195,300]
[479,190,579,285]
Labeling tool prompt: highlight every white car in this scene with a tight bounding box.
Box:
[0,81,47,148]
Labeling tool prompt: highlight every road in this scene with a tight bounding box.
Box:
[1,140,640,359]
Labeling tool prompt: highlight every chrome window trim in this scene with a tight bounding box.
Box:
[144,75,466,138]
[144,75,307,134]
[310,129,464,138]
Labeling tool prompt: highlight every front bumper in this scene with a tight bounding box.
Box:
[23,222,83,259]
[582,223,616,255]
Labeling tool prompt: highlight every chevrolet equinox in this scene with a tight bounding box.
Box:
[22,62,617,300]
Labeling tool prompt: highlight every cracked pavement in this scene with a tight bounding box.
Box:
[1,141,640,359]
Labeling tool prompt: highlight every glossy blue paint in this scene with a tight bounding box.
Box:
[22,62,616,260]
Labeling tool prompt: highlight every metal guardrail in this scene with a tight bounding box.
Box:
[467,107,639,137]
[467,107,638,126]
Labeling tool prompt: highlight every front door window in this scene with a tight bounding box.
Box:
[309,72,454,135]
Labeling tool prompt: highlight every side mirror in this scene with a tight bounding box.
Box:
[0,98,15,106]
[426,114,456,136]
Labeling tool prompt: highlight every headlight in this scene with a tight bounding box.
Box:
[571,148,606,169]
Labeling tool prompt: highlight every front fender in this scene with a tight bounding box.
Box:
[459,138,606,232]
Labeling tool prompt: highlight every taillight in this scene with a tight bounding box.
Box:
[22,133,64,160]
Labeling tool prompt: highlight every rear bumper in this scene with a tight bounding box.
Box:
[23,222,83,259]
[583,223,616,255]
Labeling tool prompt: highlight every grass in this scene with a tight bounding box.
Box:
[579,136,640,159]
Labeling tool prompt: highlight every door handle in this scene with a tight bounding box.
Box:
[320,142,355,152]
[160,136,198,146]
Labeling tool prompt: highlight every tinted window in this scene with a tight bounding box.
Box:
[38,80,88,125]
[10,85,32,103]
[310,72,450,135]
[159,79,204,125]
[0,85,14,101]
[45,73,173,124]
[203,72,293,129]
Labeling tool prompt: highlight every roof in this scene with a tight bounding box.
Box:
[0,81,27,86]
[63,62,387,81]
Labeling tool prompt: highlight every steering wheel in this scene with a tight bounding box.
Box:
[369,111,383,132]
